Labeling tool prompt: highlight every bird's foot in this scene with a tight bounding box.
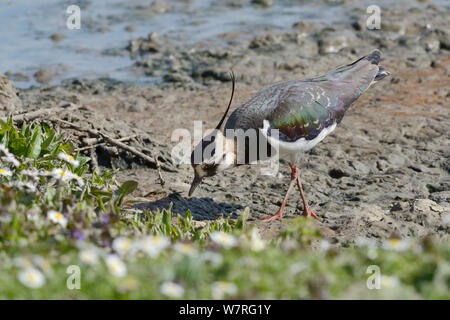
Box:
[303,206,321,221]
[260,210,283,222]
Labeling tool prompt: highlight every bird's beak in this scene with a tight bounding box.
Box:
[188,176,203,197]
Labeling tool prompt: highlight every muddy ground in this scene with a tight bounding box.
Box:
[3,2,449,247]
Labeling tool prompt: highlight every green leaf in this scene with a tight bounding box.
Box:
[59,142,73,155]
[74,157,90,175]
[121,181,138,195]
[41,129,55,151]
[1,129,9,146]
[27,125,43,159]
[115,180,138,206]
[9,137,27,156]
[235,207,250,230]
[90,188,113,198]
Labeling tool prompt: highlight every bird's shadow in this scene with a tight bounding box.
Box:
[133,192,243,220]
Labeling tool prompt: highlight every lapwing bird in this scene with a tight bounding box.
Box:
[189,49,389,221]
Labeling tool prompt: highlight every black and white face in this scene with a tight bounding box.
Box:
[188,130,235,196]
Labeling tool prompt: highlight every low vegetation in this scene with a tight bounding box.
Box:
[0,119,448,299]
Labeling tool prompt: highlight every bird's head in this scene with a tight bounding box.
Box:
[189,130,236,196]
[188,71,236,197]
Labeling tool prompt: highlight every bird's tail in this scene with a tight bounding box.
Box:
[325,49,390,91]
[365,49,390,83]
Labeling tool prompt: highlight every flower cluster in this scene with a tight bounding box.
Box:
[50,168,84,186]
[0,144,19,167]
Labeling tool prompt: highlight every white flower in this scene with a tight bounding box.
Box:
[201,251,223,267]
[47,210,68,228]
[105,255,127,277]
[210,231,238,249]
[14,181,36,192]
[249,229,265,252]
[18,268,46,288]
[367,247,378,260]
[0,168,12,177]
[57,152,79,167]
[32,255,52,275]
[79,249,100,266]
[137,235,170,258]
[74,175,85,187]
[211,281,238,299]
[382,238,410,252]
[319,240,331,252]
[20,169,42,182]
[173,243,197,256]
[112,237,133,256]
[21,169,41,177]
[0,144,9,154]
[381,276,400,289]
[27,211,40,222]
[160,281,184,298]
[51,168,76,182]
[13,256,33,269]
[289,262,309,275]
[355,236,377,249]
[2,154,20,167]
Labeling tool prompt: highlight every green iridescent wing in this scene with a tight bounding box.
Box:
[267,84,342,142]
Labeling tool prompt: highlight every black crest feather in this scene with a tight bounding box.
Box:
[215,71,236,130]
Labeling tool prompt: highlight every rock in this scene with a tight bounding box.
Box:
[127,32,161,57]
[34,69,54,84]
[164,72,192,84]
[328,168,349,179]
[410,199,449,228]
[128,39,141,59]
[129,97,147,112]
[296,35,319,56]
[382,22,405,34]
[148,32,159,43]
[148,1,173,14]
[360,205,386,222]
[350,20,363,31]
[413,199,447,214]
[317,31,357,54]
[428,191,450,204]
[50,33,64,42]
[4,72,30,82]
[386,153,406,167]
[435,29,450,50]
[139,41,160,53]
[420,33,441,52]
[251,0,273,8]
[124,25,135,32]
[390,202,409,212]
[249,34,283,49]
[292,21,319,33]
[193,67,231,82]
[0,73,22,113]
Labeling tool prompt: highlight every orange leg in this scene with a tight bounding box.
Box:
[260,163,298,222]
[292,164,320,221]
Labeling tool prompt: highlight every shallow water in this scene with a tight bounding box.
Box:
[0,0,446,88]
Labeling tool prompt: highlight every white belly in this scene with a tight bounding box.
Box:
[261,120,337,163]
